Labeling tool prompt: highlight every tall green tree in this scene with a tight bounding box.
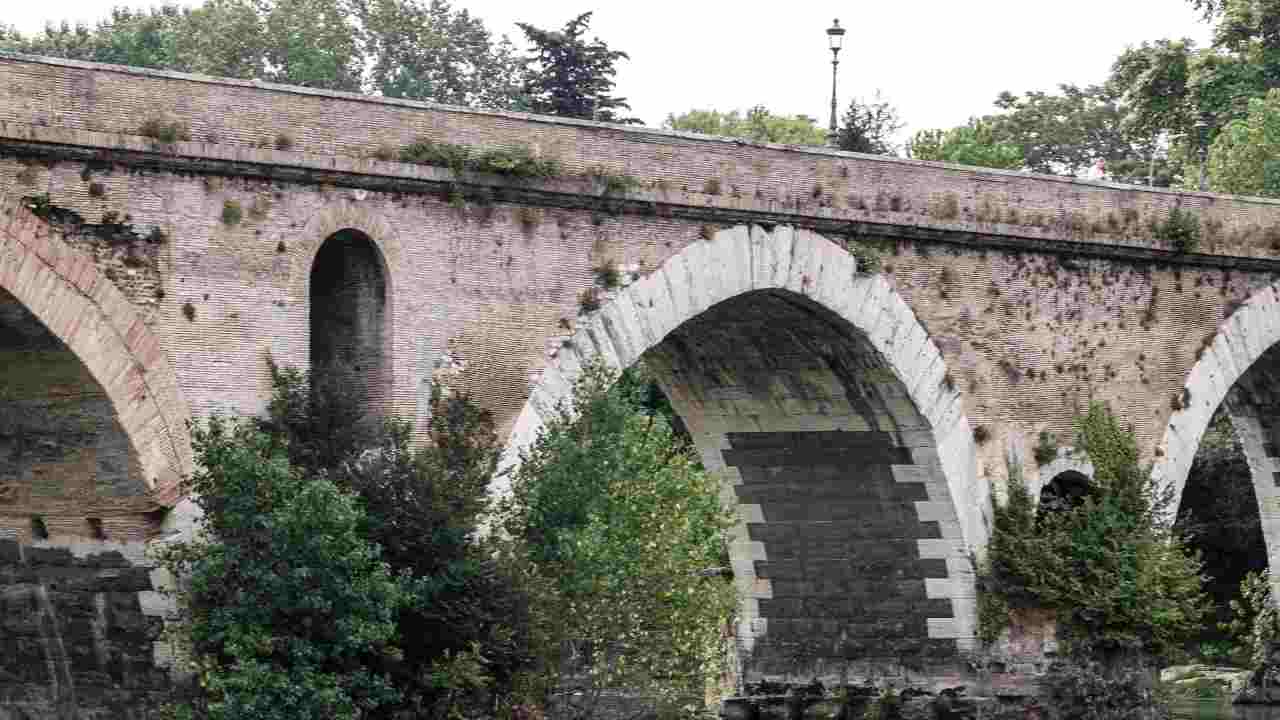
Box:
[504,362,736,719]
[835,93,903,155]
[664,105,826,145]
[1207,87,1280,195]
[517,12,638,123]
[990,84,1136,176]
[907,118,1024,170]
[364,0,525,109]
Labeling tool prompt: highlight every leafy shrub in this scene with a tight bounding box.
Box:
[1224,570,1280,670]
[1042,660,1168,720]
[1034,430,1058,466]
[155,418,404,720]
[983,403,1208,662]
[399,138,560,179]
[1157,208,1201,253]
[503,361,737,720]
[262,362,541,718]
[139,117,192,143]
[221,200,243,226]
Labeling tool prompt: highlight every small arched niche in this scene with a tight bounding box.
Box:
[309,229,390,420]
[1038,470,1092,517]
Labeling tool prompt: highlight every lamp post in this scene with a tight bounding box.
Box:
[826,19,845,148]
[1195,115,1210,192]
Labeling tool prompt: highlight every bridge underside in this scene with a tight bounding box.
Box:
[0,289,156,542]
[1213,343,1280,581]
[645,289,970,684]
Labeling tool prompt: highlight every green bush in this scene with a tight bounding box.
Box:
[1156,208,1201,253]
[156,418,404,720]
[982,403,1208,662]
[262,362,541,718]
[503,361,737,720]
[399,138,560,180]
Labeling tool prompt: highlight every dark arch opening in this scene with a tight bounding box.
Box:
[1038,470,1093,518]
[1175,408,1267,653]
[639,288,964,683]
[0,288,154,541]
[309,229,390,425]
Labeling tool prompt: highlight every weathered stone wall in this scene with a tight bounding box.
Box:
[0,534,173,719]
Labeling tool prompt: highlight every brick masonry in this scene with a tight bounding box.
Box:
[0,533,176,719]
[7,53,1280,694]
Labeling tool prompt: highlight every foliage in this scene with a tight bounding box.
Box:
[836,93,904,155]
[990,84,1136,176]
[1156,208,1202,253]
[1224,570,1280,669]
[155,417,404,720]
[983,403,1208,662]
[517,12,638,124]
[260,362,541,718]
[1,0,527,109]
[364,0,525,110]
[220,200,243,226]
[1034,430,1059,466]
[503,361,737,720]
[1041,660,1169,720]
[1207,88,1280,196]
[907,118,1023,170]
[1175,411,1266,653]
[139,116,192,143]
[399,138,560,179]
[664,105,827,145]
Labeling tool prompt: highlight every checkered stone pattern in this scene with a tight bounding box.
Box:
[722,430,960,679]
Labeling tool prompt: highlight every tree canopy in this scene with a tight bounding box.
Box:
[516,11,638,123]
[664,105,826,145]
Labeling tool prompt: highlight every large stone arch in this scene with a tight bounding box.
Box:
[503,224,985,685]
[1154,284,1280,584]
[0,196,192,505]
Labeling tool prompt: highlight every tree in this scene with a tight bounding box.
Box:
[365,0,526,109]
[835,93,903,155]
[157,417,404,720]
[990,84,1135,176]
[1,0,527,108]
[981,403,1208,663]
[906,118,1023,170]
[664,105,827,145]
[504,362,736,719]
[1207,87,1280,196]
[517,12,638,123]
[263,363,540,718]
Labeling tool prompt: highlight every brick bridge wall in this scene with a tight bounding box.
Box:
[6,53,1280,694]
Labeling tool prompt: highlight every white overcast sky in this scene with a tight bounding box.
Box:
[8,0,1214,139]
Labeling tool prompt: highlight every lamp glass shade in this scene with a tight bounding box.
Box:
[827,20,845,50]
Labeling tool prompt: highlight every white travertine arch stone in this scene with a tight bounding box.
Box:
[499,224,989,558]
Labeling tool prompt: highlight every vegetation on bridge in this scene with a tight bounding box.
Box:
[156,359,735,720]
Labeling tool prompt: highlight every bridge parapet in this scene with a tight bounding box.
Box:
[5,52,1280,265]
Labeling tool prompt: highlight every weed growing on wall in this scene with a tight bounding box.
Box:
[1157,208,1202,253]
[138,117,191,143]
[400,138,560,180]
[980,403,1208,662]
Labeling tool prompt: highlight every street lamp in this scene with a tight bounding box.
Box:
[1195,115,1211,192]
[826,19,846,148]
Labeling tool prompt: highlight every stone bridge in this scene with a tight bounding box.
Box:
[4,51,1280,712]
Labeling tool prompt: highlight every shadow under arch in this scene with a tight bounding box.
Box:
[307,228,393,420]
[1154,283,1280,592]
[0,197,192,505]
[502,224,985,685]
